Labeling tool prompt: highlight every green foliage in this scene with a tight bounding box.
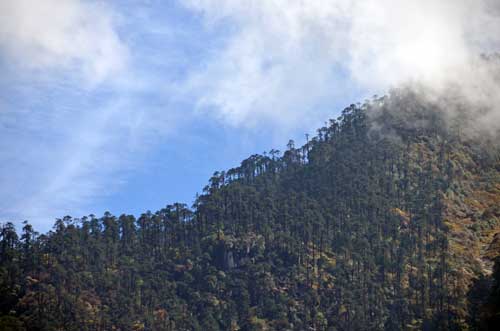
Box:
[1,91,499,330]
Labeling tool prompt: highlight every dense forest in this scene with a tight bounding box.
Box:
[1,89,500,330]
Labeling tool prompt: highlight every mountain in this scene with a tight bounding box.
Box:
[1,89,500,330]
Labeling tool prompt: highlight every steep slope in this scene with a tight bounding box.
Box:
[1,89,499,331]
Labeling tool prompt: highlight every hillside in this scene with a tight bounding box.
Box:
[1,89,500,331]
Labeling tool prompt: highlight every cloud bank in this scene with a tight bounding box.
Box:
[2,0,500,230]
[181,0,500,131]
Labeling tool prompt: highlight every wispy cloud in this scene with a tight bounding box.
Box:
[0,1,163,229]
[0,0,127,84]
[2,0,500,230]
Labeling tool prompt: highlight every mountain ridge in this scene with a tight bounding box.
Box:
[1,89,500,330]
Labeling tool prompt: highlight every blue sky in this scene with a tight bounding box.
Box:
[1,0,499,232]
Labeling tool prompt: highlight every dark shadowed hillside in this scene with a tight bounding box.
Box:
[1,89,500,330]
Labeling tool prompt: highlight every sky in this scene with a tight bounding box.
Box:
[1,0,499,232]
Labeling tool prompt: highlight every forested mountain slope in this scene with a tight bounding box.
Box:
[1,89,500,330]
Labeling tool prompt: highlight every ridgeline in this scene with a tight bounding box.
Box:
[1,89,500,330]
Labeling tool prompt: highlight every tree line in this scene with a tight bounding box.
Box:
[1,91,499,330]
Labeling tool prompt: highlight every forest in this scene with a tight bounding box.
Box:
[1,89,500,330]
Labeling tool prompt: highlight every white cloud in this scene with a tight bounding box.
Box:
[0,97,122,227]
[2,0,500,231]
[0,91,180,230]
[0,0,127,84]
[0,1,153,230]
[180,0,500,128]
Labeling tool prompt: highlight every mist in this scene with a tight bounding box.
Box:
[182,0,500,134]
